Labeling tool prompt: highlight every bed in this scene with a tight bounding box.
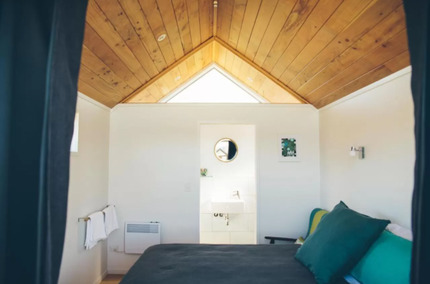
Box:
[120,243,348,284]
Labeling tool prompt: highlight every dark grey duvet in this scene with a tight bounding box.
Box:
[120,244,347,284]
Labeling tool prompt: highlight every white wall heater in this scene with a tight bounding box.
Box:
[124,222,161,254]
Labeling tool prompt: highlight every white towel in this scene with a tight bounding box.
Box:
[103,205,119,236]
[85,211,107,250]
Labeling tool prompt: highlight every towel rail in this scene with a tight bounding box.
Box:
[78,217,90,222]
[78,205,115,222]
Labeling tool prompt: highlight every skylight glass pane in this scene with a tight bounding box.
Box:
[167,69,260,103]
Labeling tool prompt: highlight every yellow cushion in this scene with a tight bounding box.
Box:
[308,209,329,236]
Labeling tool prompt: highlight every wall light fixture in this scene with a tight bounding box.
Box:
[350,146,365,159]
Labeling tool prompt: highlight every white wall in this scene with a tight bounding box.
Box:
[59,95,110,284]
[108,104,320,273]
[200,124,256,244]
[319,68,415,228]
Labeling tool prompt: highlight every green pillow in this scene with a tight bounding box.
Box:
[351,230,412,284]
[295,201,390,284]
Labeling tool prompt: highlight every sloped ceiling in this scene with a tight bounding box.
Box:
[78,0,410,108]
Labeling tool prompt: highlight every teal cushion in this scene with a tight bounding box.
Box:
[351,230,412,284]
[295,201,390,284]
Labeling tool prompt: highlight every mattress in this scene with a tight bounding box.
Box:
[120,244,348,284]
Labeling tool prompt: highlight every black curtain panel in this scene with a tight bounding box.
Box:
[403,1,430,283]
[0,0,87,283]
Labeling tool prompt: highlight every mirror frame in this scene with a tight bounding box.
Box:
[214,138,238,163]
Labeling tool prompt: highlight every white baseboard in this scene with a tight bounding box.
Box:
[93,270,108,284]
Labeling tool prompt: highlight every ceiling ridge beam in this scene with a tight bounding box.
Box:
[213,37,310,104]
[213,1,218,36]
[121,37,216,103]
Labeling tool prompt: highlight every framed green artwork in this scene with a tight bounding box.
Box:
[279,135,299,162]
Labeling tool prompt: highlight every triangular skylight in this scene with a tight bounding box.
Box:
[163,65,266,103]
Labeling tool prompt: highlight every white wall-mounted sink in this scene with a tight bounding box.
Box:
[211,199,244,213]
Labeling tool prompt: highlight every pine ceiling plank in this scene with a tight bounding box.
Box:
[305,29,408,102]
[177,59,194,84]
[216,38,309,103]
[384,50,410,72]
[131,86,160,102]
[231,52,244,76]
[79,65,125,100]
[127,91,159,103]
[255,77,271,99]
[178,56,190,79]
[199,0,213,41]
[83,24,144,87]
[313,65,389,108]
[261,0,318,72]
[244,0,279,60]
[236,0,262,54]
[362,29,408,66]
[213,38,220,60]
[214,41,301,104]
[183,47,197,75]
[272,0,371,79]
[253,0,296,65]
[185,51,197,74]
[281,0,402,85]
[224,48,236,71]
[80,62,133,97]
[269,0,344,77]
[152,80,169,98]
[95,0,164,75]
[243,64,265,91]
[214,40,227,66]
[260,79,300,103]
[203,40,213,65]
[81,46,139,91]
[171,0,194,54]
[78,80,118,108]
[139,0,176,66]
[186,0,202,49]
[158,69,177,93]
[86,0,150,82]
[131,51,213,103]
[122,38,214,103]
[228,0,247,48]
[118,0,173,69]
[194,49,204,71]
[296,5,406,96]
[170,66,183,85]
[156,0,186,60]
[217,0,235,42]
[314,51,409,108]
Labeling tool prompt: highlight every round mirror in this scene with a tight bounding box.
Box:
[214,138,238,162]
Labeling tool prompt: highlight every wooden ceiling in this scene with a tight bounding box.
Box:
[128,39,303,104]
[78,0,410,108]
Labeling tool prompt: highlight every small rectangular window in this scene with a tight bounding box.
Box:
[70,113,79,153]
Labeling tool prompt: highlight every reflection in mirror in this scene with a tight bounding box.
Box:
[214,138,238,162]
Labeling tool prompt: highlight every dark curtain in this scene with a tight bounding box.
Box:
[403,1,430,283]
[0,0,88,283]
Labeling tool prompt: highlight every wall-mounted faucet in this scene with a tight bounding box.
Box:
[233,190,240,200]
